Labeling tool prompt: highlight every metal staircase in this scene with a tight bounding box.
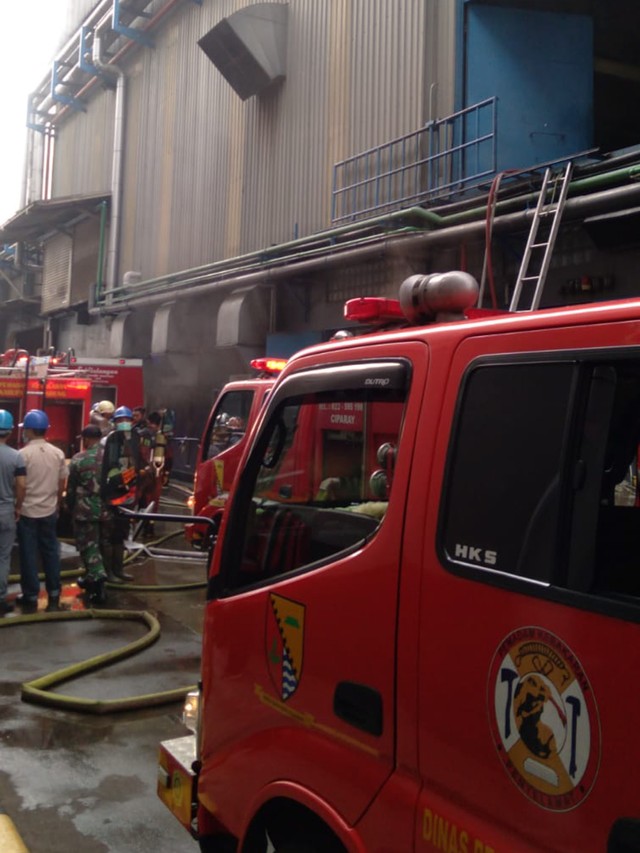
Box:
[509,162,573,311]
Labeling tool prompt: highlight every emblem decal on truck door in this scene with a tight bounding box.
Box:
[488,627,600,811]
[267,594,305,701]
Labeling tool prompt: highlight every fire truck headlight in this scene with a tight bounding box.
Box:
[182,689,200,733]
[187,494,195,514]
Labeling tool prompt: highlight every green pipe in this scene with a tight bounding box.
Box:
[438,164,640,227]
[106,206,442,299]
[95,199,108,303]
[99,162,640,307]
[111,226,424,302]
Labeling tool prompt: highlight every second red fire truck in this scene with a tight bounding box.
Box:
[186,358,286,551]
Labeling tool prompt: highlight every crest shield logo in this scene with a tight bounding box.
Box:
[488,626,600,811]
[267,594,305,701]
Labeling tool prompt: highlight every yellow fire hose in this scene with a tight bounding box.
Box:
[3,520,207,713]
[0,608,197,714]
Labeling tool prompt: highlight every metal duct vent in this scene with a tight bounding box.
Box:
[42,233,72,314]
[198,3,288,101]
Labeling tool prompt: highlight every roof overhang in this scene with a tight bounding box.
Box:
[0,193,110,244]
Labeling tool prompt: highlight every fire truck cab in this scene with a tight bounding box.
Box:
[159,271,640,853]
[186,358,286,550]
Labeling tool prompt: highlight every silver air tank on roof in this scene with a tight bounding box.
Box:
[399,271,479,324]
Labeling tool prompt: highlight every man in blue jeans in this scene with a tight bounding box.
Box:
[17,409,67,613]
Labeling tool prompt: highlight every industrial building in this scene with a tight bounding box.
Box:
[1,0,639,443]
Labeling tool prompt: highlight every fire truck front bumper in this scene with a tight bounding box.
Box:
[157,735,198,834]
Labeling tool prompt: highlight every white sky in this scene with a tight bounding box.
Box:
[0,1,67,224]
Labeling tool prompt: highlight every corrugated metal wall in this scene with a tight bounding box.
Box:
[52,0,457,281]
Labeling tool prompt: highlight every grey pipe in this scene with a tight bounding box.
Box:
[92,33,126,301]
[93,179,640,315]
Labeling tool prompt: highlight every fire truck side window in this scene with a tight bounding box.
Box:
[443,355,640,614]
[221,368,408,591]
[205,391,253,459]
[441,362,576,584]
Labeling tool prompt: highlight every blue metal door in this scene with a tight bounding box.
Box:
[465,4,593,171]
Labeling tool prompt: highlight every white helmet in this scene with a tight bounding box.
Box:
[96,400,115,415]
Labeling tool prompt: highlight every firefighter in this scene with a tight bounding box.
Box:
[100,406,137,583]
[66,424,108,603]
[90,400,116,436]
[137,411,165,536]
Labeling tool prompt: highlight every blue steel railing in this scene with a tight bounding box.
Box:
[332,97,497,223]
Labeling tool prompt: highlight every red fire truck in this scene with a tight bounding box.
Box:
[159,271,640,852]
[0,351,93,457]
[63,353,144,410]
[185,358,286,550]
[0,350,144,457]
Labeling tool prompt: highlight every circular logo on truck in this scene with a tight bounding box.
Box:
[488,626,600,811]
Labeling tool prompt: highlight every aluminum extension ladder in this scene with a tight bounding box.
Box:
[509,162,573,311]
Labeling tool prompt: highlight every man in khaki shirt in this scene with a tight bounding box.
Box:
[17,409,67,613]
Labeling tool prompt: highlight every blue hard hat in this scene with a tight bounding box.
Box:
[20,409,50,430]
[113,406,133,420]
[0,410,14,431]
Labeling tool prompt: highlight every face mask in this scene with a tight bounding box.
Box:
[116,421,132,432]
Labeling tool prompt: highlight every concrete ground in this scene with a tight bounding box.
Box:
[0,485,205,852]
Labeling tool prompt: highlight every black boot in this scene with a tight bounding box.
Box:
[86,579,107,605]
[45,595,65,612]
[16,595,38,614]
[105,570,126,584]
[111,543,133,581]
[112,568,134,582]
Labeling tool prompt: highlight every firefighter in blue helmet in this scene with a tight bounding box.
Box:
[100,406,137,583]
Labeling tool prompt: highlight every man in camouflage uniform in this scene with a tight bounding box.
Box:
[66,424,108,604]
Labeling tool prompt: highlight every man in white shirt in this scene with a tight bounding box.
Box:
[17,409,67,613]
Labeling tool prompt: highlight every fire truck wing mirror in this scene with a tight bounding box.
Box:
[369,469,388,499]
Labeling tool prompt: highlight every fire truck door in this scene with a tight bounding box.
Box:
[415,324,640,852]
[199,343,429,835]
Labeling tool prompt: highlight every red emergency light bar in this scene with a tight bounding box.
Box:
[250,358,287,375]
[344,297,405,324]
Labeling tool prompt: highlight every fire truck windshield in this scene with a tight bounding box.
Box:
[221,378,407,591]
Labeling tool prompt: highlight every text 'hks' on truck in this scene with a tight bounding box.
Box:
[159,270,640,853]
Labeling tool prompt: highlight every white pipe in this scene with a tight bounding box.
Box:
[92,32,126,301]
[21,126,34,208]
[27,131,45,206]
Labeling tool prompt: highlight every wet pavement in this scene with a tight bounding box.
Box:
[0,485,205,852]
